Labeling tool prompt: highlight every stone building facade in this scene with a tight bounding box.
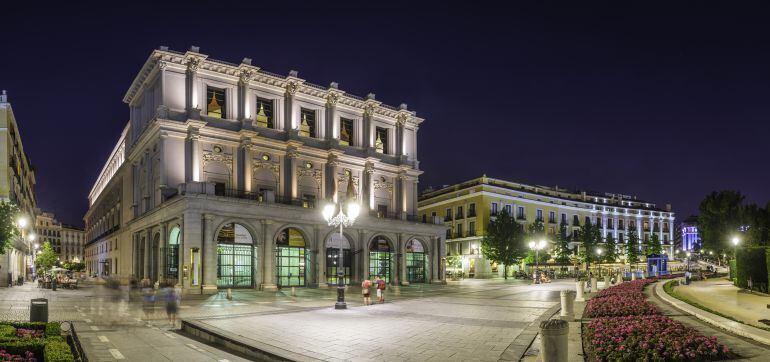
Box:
[418,176,675,278]
[0,90,37,285]
[34,212,85,262]
[84,46,445,293]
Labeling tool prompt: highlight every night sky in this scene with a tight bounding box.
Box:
[2,2,770,226]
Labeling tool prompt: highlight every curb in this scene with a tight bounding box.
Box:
[655,280,770,346]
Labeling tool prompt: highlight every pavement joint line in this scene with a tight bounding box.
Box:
[108,349,125,360]
[98,335,109,342]
[84,318,92,323]
[164,332,176,339]
[90,326,99,331]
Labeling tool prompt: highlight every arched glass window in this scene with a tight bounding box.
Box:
[406,239,426,283]
[326,234,352,285]
[276,228,306,287]
[216,223,255,288]
[369,237,392,283]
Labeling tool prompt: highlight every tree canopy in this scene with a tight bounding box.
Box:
[0,202,21,255]
[698,191,747,250]
[553,222,572,265]
[647,233,663,256]
[603,233,618,263]
[35,241,58,273]
[481,207,525,279]
[626,223,640,264]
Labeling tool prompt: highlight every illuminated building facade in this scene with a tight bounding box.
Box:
[84,46,445,293]
[680,216,699,251]
[0,90,37,285]
[418,176,676,278]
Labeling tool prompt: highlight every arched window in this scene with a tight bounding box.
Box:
[369,236,392,283]
[276,228,306,287]
[406,239,427,283]
[216,223,255,288]
[326,234,352,285]
[166,226,181,282]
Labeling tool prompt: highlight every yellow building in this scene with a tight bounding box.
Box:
[418,175,675,278]
[0,90,38,285]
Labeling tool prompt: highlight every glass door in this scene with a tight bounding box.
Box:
[276,246,306,287]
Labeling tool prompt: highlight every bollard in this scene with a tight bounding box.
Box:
[575,281,585,302]
[559,290,574,321]
[603,276,610,289]
[590,277,597,293]
[291,286,296,297]
[226,288,233,300]
[540,319,569,362]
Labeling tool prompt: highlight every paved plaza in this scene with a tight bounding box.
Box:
[674,277,770,329]
[0,279,569,361]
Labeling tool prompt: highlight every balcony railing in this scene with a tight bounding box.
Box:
[444,215,452,222]
[368,210,418,222]
[455,213,464,220]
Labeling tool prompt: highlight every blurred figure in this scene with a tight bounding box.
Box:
[141,278,156,321]
[361,278,372,306]
[162,283,180,327]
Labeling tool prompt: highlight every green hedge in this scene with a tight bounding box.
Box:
[0,324,15,338]
[735,247,768,292]
[729,259,736,281]
[0,322,73,361]
[44,336,75,362]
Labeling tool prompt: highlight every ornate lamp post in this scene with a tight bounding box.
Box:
[596,247,603,277]
[322,173,360,310]
[528,239,546,282]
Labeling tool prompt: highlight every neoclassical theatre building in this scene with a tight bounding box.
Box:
[84,46,446,293]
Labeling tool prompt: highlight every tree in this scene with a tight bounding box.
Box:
[553,222,572,266]
[0,202,20,255]
[523,249,551,265]
[481,207,526,279]
[35,242,58,273]
[745,203,770,246]
[698,191,747,251]
[578,221,596,268]
[627,224,640,265]
[603,233,618,263]
[647,233,663,255]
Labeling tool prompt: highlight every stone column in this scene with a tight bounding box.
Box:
[238,139,251,192]
[185,129,201,183]
[260,220,277,291]
[363,162,374,211]
[132,162,140,217]
[144,229,151,279]
[159,133,167,196]
[362,104,374,148]
[184,57,200,113]
[284,82,297,132]
[325,93,337,142]
[399,234,408,286]
[159,223,167,283]
[360,230,369,281]
[283,148,297,200]
[324,156,338,202]
[395,114,406,157]
[202,214,217,293]
[237,72,248,122]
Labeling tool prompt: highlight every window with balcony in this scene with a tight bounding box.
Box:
[643,220,650,231]
[300,108,317,138]
[206,87,226,118]
[491,203,498,216]
[468,203,476,217]
[561,213,567,225]
[536,209,543,222]
[585,216,591,225]
[255,97,274,128]
[504,204,512,215]
[516,206,525,220]
[469,221,476,236]
[608,219,614,229]
[456,206,464,219]
[444,208,452,222]
[375,127,389,154]
[340,117,354,146]
[456,223,463,238]
[596,217,602,228]
[619,219,625,229]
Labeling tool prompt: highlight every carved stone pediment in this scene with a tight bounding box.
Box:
[253,160,280,175]
[202,151,233,170]
[297,168,323,185]
[374,179,393,194]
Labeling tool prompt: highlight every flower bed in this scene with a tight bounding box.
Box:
[0,322,73,362]
[583,278,731,361]
[584,315,729,361]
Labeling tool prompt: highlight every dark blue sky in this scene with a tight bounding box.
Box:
[2,1,769,226]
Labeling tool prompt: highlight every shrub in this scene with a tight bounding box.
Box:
[45,323,60,337]
[0,349,35,361]
[43,336,74,362]
[735,247,768,290]
[0,324,16,338]
[584,315,730,361]
[0,339,45,356]
[729,259,736,281]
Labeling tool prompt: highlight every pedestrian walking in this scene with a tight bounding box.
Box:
[141,280,156,321]
[375,276,386,303]
[162,283,180,327]
[361,278,372,305]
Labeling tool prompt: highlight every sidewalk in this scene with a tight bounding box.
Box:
[675,278,770,330]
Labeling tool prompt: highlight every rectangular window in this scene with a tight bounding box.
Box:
[206,87,226,118]
[517,206,525,220]
[456,223,463,238]
[468,203,476,217]
[456,206,464,219]
[445,208,452,221]
[255,97,274,128]
[573,215,580,226]
[302,194,316,209]
[375,127,389,154]
[619,219,625,229]
[643,220,650,231]
[504,204,512,215]
[340,117,354,146]
[608,219,614,229]
[469,221,476,236]
[300,108,317,138]
[491,203,498,216]
[549,211,556,224]
[596,217,602,227]
[377,204,388,218]
[561,213,567,225]
[619,232,624,242]
[536,209,543,222]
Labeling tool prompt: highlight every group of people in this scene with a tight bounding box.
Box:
[360,275,387,305]
[138,278,180,325]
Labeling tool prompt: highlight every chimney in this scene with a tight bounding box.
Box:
[190,45,200,53]
[329,82,339,89]
[159,45,169,51]
[399,103,408,110]
[366,93,376,100]
[242,57,252,65]
[0,90,6,103]
[288,70,299,77]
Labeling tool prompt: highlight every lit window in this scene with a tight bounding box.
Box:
[299,108,317,138]
[375,127,389,154]
[206,87,226,118]
[340,118,354,146]
[255,97,274,128]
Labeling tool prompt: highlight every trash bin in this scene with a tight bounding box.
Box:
[30,298,48,323]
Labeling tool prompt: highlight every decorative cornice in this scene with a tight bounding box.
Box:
[297,168,322,185]
[202,151,233,170]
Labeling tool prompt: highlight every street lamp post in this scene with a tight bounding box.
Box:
[731,236,740,276]
[322,173,360,310]
[596,248,603,277]
[686,252,691,272]
[528,239,546,283]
